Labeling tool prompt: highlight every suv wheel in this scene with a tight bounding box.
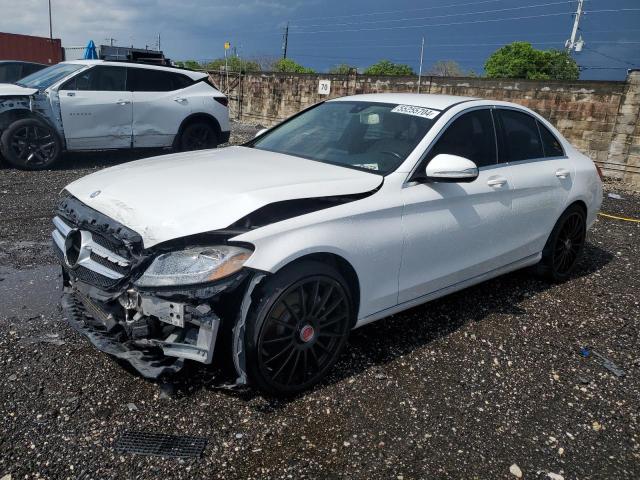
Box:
[0,118,62,170]
[245,261,353,396]
[535,204,586,282]
[179,121,218,151]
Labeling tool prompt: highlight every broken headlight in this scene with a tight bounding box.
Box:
[135,245,252,288]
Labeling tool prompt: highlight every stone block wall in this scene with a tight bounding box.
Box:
[209,70,640,185]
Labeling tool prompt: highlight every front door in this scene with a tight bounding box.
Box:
[58,66,132,150]
[399,108,519,303]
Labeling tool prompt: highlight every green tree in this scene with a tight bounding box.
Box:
[363,60,414,76]
[484,42,579,80]
[271,58,315,74]
[205,56,261,73]
[329,63,356,74]
[174,60,203,70]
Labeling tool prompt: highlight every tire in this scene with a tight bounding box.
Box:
[245,260,354,396]
[0,117,62,170]
[178,121,219,151]
[535,204,587,282]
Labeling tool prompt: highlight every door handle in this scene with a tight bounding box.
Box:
[66,92,76,97]
[487,177,507,187]
[174,97,187,103]
[555,168,570,179]
[116,99,131,105]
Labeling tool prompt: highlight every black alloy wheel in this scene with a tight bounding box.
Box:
[536,205,586,281]
[179,122,218,151]
[1,118,61,170]
[246,262,353,395]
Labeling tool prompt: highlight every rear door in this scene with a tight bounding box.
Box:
[493,108,572,257]
[58,66,132,149]
[399,108,520,303]
[128,67,195,147]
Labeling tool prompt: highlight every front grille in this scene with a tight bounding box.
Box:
[90,251,130,275]
[52,193,143,291]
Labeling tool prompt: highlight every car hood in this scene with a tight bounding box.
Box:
[0,83,38,96]
[65,146,382,248]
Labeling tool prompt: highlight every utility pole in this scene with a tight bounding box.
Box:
[48,0,53,40]
[282,22,289,59]
[565,0,585,53]
[417,37,425,94]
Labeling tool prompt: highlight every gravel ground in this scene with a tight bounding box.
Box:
[0,126,639,479]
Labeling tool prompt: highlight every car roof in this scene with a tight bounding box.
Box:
[330,93,478,110]
[60,60,207,80]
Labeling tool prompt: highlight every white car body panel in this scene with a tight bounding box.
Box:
[65,146,382,247]
[62,95,603,326]
[0,83,38,96]
[59,89,133,149]
[0,60,228,152]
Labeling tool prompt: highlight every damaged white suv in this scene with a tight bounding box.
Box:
[0,60,229,170]
[53,94,602,395]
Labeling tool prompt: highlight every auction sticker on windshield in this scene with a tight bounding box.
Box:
[391,105,440,119]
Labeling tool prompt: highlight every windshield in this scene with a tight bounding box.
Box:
[251,101,439,175]
[16,63,84,90]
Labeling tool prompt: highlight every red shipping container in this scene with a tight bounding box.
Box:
[0,31,63,65]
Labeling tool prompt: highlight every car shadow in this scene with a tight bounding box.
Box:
[166,242,614,406]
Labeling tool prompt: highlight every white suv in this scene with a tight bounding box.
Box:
[0,60,229,169]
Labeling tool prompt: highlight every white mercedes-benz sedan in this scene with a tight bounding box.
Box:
[52,93,603,395]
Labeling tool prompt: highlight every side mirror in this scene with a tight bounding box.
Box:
[255,128,268,138]
[425,154,479,183]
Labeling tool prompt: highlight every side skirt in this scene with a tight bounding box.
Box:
[355,252,542,328]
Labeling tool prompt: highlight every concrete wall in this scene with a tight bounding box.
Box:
[210,70,640,185]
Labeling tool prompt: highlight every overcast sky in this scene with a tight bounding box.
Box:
[1,0,639,80]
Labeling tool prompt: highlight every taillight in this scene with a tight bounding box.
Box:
[215,97,228,107]
[595,163,604,181]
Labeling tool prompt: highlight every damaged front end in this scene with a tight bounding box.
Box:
[53,194,255,380]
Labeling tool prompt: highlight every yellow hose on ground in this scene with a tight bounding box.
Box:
[598,212,640,223]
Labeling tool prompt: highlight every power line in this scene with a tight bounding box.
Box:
[288,0,509,24]
[290,1,576,30]
[286,8,640,36]
[582,45,639,67]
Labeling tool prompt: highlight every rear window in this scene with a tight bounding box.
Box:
[127,68,194,92]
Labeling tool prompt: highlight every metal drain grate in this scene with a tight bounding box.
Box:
[114,431,207,458]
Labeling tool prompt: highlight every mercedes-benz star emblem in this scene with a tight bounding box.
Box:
[90,190,101,198]
[64,229,83,268]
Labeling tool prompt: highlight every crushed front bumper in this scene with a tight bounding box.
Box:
[62,291,186,378]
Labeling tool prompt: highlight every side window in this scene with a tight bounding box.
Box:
[426,109,497,168]
[538,121,564,157]
[61,66,126,91]
[0,63,21,82]
[127,68,191,92]
[496,109,543,163]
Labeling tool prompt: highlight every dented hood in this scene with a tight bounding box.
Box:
[65,146,382,248]
[0,83,38,96]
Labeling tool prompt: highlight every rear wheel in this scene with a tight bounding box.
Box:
[535,204,586,282]
[0,118,62,170]
[178,121,218,151]
[245,261,353,396]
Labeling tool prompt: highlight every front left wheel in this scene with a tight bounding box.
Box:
[245,261,354,396]
[0,118,62,170]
